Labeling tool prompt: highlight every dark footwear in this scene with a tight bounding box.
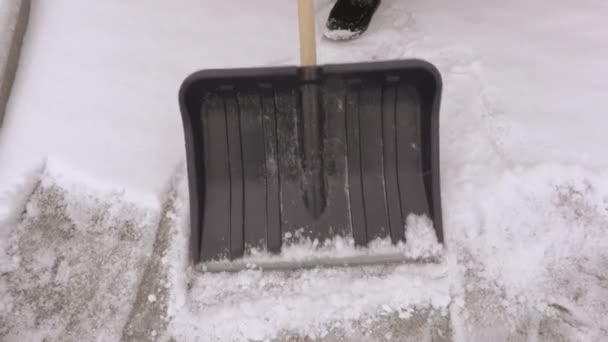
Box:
[324,0,381,40]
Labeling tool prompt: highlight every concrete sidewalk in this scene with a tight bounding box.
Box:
[0,0,30,126]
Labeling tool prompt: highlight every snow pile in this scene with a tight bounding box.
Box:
[447,164,608,340]
[158,172,450,341]
[198,213,444,273]
[324,28,361,41]
[451,165,608,297]
[403,214,443,259]
[172,264,450,341]
[0,160,161,341]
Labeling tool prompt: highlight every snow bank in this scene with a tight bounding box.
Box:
[447,164,608,340]
[449,164,608,296]
[173,265,450,341]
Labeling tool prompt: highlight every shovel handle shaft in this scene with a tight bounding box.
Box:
[298,0,317,66]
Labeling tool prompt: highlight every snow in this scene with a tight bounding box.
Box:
[176,264,450,341]
[447,164,608,340]
[148,294,158,303]
[324,28,361,41]
[0,0,300,197]
[166,176,450,340]
[453,164,608,292]
[197,214,443,273]
[1,0,608,341]
[0,161,160,340]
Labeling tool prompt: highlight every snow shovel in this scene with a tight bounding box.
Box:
[179,0,444,272]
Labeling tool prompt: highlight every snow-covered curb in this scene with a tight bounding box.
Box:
[0,0,30,126]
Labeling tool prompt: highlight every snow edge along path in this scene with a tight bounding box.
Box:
[0,157,161,270]
[0,158,166,341]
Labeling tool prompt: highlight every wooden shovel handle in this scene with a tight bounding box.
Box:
[298,0,317,66]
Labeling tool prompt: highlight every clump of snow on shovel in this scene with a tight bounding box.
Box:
[403,214,444,259]
[324,28,361,41]
[198,214,443,272]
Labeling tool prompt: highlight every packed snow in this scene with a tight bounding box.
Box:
[1,161,161,341]
[1,0,607,341]
[197,214,443,273]
[324,28,361,41]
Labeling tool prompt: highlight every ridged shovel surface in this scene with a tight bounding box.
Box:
[179,60,443,270]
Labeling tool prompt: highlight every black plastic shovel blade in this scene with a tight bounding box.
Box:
[179,59,443,267]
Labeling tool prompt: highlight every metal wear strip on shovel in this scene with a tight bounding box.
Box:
[179,0,444,272]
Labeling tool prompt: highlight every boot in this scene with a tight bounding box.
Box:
[324,0,382,40]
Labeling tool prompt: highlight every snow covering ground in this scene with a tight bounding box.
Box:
[1,0,608,341]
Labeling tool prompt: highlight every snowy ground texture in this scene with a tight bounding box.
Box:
[1,0,608,341]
